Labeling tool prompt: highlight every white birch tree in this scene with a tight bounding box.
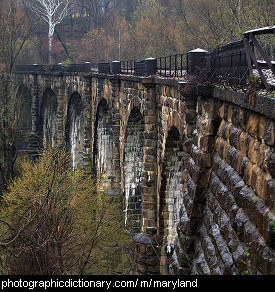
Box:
[27,0,73,63]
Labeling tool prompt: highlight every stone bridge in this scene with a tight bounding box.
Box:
[15,68,275,275]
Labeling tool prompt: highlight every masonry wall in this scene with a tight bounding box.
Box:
[15,72,275,275]
[171,87,275,275]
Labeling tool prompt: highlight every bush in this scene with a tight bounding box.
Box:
[0,147,130,275]
[61,58,72,70]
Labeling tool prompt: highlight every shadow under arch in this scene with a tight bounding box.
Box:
[65,91,84,170]
[93,98,113,190]
[16,84,32,150]
[39,88,58,148]
[158,126,186,274]
[124,106,145,235]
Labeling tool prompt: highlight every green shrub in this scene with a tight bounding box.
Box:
[0,147,129,275]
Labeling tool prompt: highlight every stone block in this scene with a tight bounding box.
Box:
[186,124,196,137]
[258,115,267,140]
[217,119,226,137]
[234,209,249,241]
[255,200,270,240]
[237,186,258,218]
[226,145,239,170]
[209,172,221,195]
[198,117,214,136]
[201,152,212,168]
[144,116,156,124]
[143,154,156,164]
[248,138,260,164]
[198,168,211,187]
[262,119,274,146]
[222,121,231,141]
[251,166,273,202]
[260,146,274,177]
[236,154,249,177]
[238,131,249,156]
[188,158,199,183]
[143,218,157,229]
[229,125,241,149]
[243,160,255,187]
[183,138,193,153]
[247,112,260,138]
[218,102,226,119]
[215,137,226,160]
[198,135,216,152]
[259,246,275,274]
[231,104,241,127]
[265,180,275,210]
[227,104,233,123]
[185,109,197,125]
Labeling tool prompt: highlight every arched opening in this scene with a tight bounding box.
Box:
[40,88,58,148]
[159,126,185,274]
[93,98,113,190]
[16,85,32,150]
[124,107,145,234]
[65,92,84,170]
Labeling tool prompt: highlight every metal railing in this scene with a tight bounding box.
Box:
[15,62,98,73]
[208,40,249,90]
[15,27,274,91]
[121,60,135,75]
[157,54,187,78]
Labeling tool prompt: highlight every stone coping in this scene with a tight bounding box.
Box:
[212,87,275,120]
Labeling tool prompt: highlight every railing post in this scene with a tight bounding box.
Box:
[112,61,121,75]
[84,62,91,73]
[180,54,183,77]
[187,48,208,75]
[175,54,178,77]
[169,55,172,76]
[144,57,157,77]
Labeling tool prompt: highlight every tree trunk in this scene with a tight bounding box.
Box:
[48,33,53,64]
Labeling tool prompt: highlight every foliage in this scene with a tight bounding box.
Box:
[0,147,130,275]
[0,1,34,73]
[77,12,133,62]
[272,221,275,233]
[0,0,36,195]
[16,0,274,64]
[61,58,72,70]
[131,0,177,59]
[241,241,252,275]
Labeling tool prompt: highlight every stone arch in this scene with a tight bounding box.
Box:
[124,106,145,235]
[39,88,58,148]
[167,111,185,142]
[16,84,32,150]
[65,91,84,169]
[93,98,113,190]
[159,126,186,274]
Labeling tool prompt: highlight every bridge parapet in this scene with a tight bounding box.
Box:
[15,62,98,74]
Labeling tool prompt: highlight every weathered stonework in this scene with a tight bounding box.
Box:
[15,71,275,275]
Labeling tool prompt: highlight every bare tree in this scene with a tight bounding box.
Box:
[0,0,36,196]
[26,0,73,63]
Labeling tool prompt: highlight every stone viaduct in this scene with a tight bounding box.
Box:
[14,66,275,275]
